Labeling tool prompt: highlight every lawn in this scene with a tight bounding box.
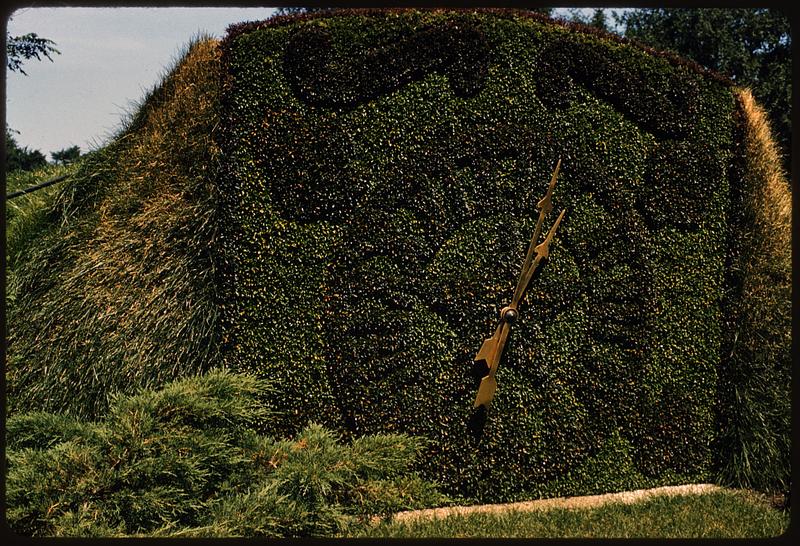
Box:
[358,490,789,538]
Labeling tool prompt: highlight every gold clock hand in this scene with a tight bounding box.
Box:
[511,159,561,307]
[473,319,511,408]
[472,161,567,410]
[535,207,567,260]
[511,207,567,309]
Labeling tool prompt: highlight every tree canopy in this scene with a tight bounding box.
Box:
[618,8,791,170]
[6,32,60,75]
[5,127,47,172]
[6,31,64,172]
[51,145,81,165]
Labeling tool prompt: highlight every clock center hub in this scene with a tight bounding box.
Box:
[500,306,518,324]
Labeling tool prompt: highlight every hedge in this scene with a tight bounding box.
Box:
[215,9,740,502]
[5,8,789,504]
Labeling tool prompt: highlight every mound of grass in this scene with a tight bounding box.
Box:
[714,89,792,495]
[359,490,788,538]
[5,37,224,417]
[5,163,76,248]
[5,163,78,309]
[5,370,445,537]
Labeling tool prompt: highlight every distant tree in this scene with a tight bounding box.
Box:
[5,127,47,172]
[618,8,791,169]
[274,7,555,17]
[6,32,60,75]
[51,145,81,165]
[274,7,331,16]
[6,30,60,172]
[564,8,611,30]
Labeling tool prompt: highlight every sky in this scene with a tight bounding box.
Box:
[6,7,278,157]
[5,7,601,159]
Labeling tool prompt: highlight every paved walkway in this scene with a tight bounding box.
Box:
[386,483,723,524]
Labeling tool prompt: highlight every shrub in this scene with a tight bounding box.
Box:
[215,8,748,502]
[5,371,443,537]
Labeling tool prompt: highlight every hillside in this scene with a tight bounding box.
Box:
[5,8,791,503]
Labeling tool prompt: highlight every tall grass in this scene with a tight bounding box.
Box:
[5,163,78,310]
[5,37,225,418]
[5,163,78,261]
[715,88,792,496]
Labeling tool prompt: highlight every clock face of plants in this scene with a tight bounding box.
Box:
[218,10,736,500]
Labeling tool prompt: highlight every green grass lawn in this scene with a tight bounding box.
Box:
[5,163,77,260]
[357,490,789,538]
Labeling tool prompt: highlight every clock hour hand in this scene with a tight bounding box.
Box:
[473,316,512,408]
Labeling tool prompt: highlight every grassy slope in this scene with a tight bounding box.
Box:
[6,38,223,417]
[713,89,792,493]
[6,163,78,273]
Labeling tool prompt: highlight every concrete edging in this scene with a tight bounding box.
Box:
[383,483,724,525]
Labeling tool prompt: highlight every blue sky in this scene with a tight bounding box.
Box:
[6,7,278,157]
[5,7,603,158]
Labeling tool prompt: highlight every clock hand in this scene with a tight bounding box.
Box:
[511,158,561,307]
[511,207,567,309]
[472,161,566,410]
[473,319,511,408]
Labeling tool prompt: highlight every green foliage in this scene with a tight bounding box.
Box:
[217,9,741,502]
[6,8,789,512]
[5,163,75,258]
[359,490,789,538]
[5,126,48,172]
[180,425,444,537]
[542,430,647,497]
[619,8,791,171]
[6,32,60,74]
[6,371,269,536]
[51,144,81,165]
[5,163,78,316]
[6,371,443,537]
[563,8,612,31]
[5,38,224,418]
[713,104,791,495]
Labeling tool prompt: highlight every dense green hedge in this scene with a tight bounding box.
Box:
[216,9,739,502]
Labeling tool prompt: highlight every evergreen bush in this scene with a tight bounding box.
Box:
[5,371,443,537]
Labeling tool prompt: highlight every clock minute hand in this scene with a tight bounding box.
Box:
[512,207,567,309]
[511,158,561,307]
